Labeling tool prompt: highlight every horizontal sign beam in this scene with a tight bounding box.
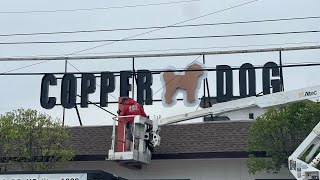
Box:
[0,45,320,61]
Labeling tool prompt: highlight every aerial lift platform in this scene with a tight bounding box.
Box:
[107,115,153,168]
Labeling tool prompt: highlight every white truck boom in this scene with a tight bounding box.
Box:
[151,85,320,147]
[108,85,320,176]
[288,121,320,180]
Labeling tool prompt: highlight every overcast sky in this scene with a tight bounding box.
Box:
[0,0,319,126]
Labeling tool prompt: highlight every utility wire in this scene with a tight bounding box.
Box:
[67,0,260,56]
[66,61,81,72]
[0,16,319,37]
[2,29,319,45]
[51,0,262,105]
[75,94,117,116]
[66,61,118,101]
[66,61,118,118]
[0,0,260,75]
[0,0,199,14]
[0,60,51,74]
[18,41,320,57]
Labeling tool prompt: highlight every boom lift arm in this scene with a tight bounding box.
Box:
[151,85,320,147]
[289,122,320,180]
[108,85,320,169]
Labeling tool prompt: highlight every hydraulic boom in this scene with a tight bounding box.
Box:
[151,85,320,147]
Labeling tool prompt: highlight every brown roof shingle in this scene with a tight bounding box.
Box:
[69,120,253,156]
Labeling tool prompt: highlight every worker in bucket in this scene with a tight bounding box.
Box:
[118,97,148,151]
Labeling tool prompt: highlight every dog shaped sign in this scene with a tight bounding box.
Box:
[160,62,207,107]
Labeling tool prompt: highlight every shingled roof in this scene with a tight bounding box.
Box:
[69,120,254,160]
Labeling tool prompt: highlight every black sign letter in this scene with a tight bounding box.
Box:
[137,70,153,105]
[61,74,77,109]
[100,72,115,107]
[40,74,57,109]
[81,73,96,108]
[217,65,233,102]
[120,71,132,97]
[239,63,256,98]
[263,62,281,95]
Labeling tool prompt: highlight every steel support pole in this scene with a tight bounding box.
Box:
[279,51,285,91]
[62,59,67,126]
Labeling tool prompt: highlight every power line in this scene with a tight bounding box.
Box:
[52,0,261,90]
[0,0,260,74]
[66,61,118,101]
[67,0,261,56]
[18,41,320,57]
[75,94,117,116]
[2,29,318,45]
[0,60,51,74]
[0,0,199,14]
[1,16,319,37]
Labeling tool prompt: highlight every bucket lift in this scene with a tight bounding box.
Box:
[107,96,154,168]
[107,96,154,167]
[107,115,153,167]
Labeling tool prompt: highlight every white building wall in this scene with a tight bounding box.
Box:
[61,158,294,180]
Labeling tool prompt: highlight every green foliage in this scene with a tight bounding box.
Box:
[0,108,75,171]
[247,101,320,174]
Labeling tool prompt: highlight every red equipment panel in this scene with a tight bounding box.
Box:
[117,97,127,152]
